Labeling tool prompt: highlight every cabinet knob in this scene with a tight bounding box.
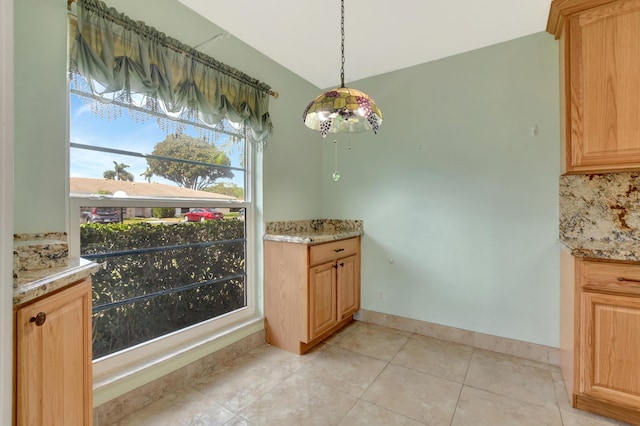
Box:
[30,312,46,327]
[334,248,345,252]
[340,262,345,267]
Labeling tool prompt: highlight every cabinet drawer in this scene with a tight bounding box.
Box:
[580,260,640,295]
[309,238,358,266]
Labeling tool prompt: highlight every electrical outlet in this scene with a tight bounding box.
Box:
[377,290,385,303]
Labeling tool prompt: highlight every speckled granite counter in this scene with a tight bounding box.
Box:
[559,239,640,262]
[264,219,363,244]
[559,173,640,262]
[13,232,69,278]
[14,257,99,305]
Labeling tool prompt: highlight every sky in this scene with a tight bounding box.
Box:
[69,93,245,190]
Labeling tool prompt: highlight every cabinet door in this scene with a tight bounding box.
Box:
[580,291,640,408]
[308,261,337,341]
[337,254,360,320]
[16,280,93,426]
[568,0,640,172]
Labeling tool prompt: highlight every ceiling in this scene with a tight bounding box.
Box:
[178,0,552,89]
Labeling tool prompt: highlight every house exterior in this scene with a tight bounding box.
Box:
[70,177,238,218]
[1,0,560,421]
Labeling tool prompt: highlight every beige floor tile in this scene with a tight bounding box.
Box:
[391,336,472,383]
[338,400,425,426]
[190,353,291,412]
[551,372,573,411]
[113,386,235,426]
[465,349,558,410]
[560,410,630,426]
[223,416,253,426]
[409,333,474,351]
[472,347,557,371]
[238,374,357,426]
[355,321,414,337]
[362,364,461,426]
[334,321,409,361]
[411,323,476,347]
[108,320,621,426]
[297,345,388,397]
[552,370,627,425]
[451,386,562,426]
[249,342,327,373]
[323,320,360,344]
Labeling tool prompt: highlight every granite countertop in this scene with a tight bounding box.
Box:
[264,219,363,244]
[14,257,99,305]
[559,238,640,262]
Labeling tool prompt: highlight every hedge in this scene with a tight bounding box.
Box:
[81,220,246,359]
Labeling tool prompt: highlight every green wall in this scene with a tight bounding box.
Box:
[14,0,69,233]
[322,32,561,347]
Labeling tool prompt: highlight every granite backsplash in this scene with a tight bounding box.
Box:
[264,219,363,244]
[265,219,363,235]
[13,232,69,279]
[560,172,640,242]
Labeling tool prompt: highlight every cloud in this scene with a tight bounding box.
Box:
[71,102,93,120]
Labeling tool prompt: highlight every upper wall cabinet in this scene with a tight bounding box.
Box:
[548,0,640,173]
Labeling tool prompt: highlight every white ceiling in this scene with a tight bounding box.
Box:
[179,0,552,89]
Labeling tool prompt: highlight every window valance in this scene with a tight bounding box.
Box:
[69,0,273,143]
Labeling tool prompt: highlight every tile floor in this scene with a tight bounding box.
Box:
[112,321,628,425]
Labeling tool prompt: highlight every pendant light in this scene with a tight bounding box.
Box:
[302,0,383,137]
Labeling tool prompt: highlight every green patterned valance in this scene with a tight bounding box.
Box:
[69,0,273,143]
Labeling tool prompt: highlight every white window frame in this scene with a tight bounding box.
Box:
[68,129,258,383]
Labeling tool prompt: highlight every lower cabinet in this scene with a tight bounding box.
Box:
[308,254,359,341]
[336,254,359,320]
[308,261,338,340]
[564,257,640,424]
[264,237,361,354]
[14,279,93,426]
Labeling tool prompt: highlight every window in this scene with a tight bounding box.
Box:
[67,0,271,372]
[69,84,255,363]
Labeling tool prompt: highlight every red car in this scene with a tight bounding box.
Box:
[184,208,223,222]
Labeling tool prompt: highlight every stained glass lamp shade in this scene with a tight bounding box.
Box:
[302,0,383,138]
[303,87,382,137]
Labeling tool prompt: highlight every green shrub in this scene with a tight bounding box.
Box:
[152,207,176,218]
[81,220,246,359]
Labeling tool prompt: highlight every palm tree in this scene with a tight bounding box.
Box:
[103,170,116,180]
[104,161,134,181]
[140,167,153,183]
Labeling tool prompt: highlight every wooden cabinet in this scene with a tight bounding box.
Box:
[264,237,360,354]
[548,0,640,173]
[336,254,359,319]
[308,261,337,340]
[563,257,640,424]
[14,279,93,426]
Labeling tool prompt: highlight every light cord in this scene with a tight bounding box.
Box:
[340,0,345,88]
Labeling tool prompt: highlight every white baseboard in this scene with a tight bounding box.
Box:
[355,309,560,367]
